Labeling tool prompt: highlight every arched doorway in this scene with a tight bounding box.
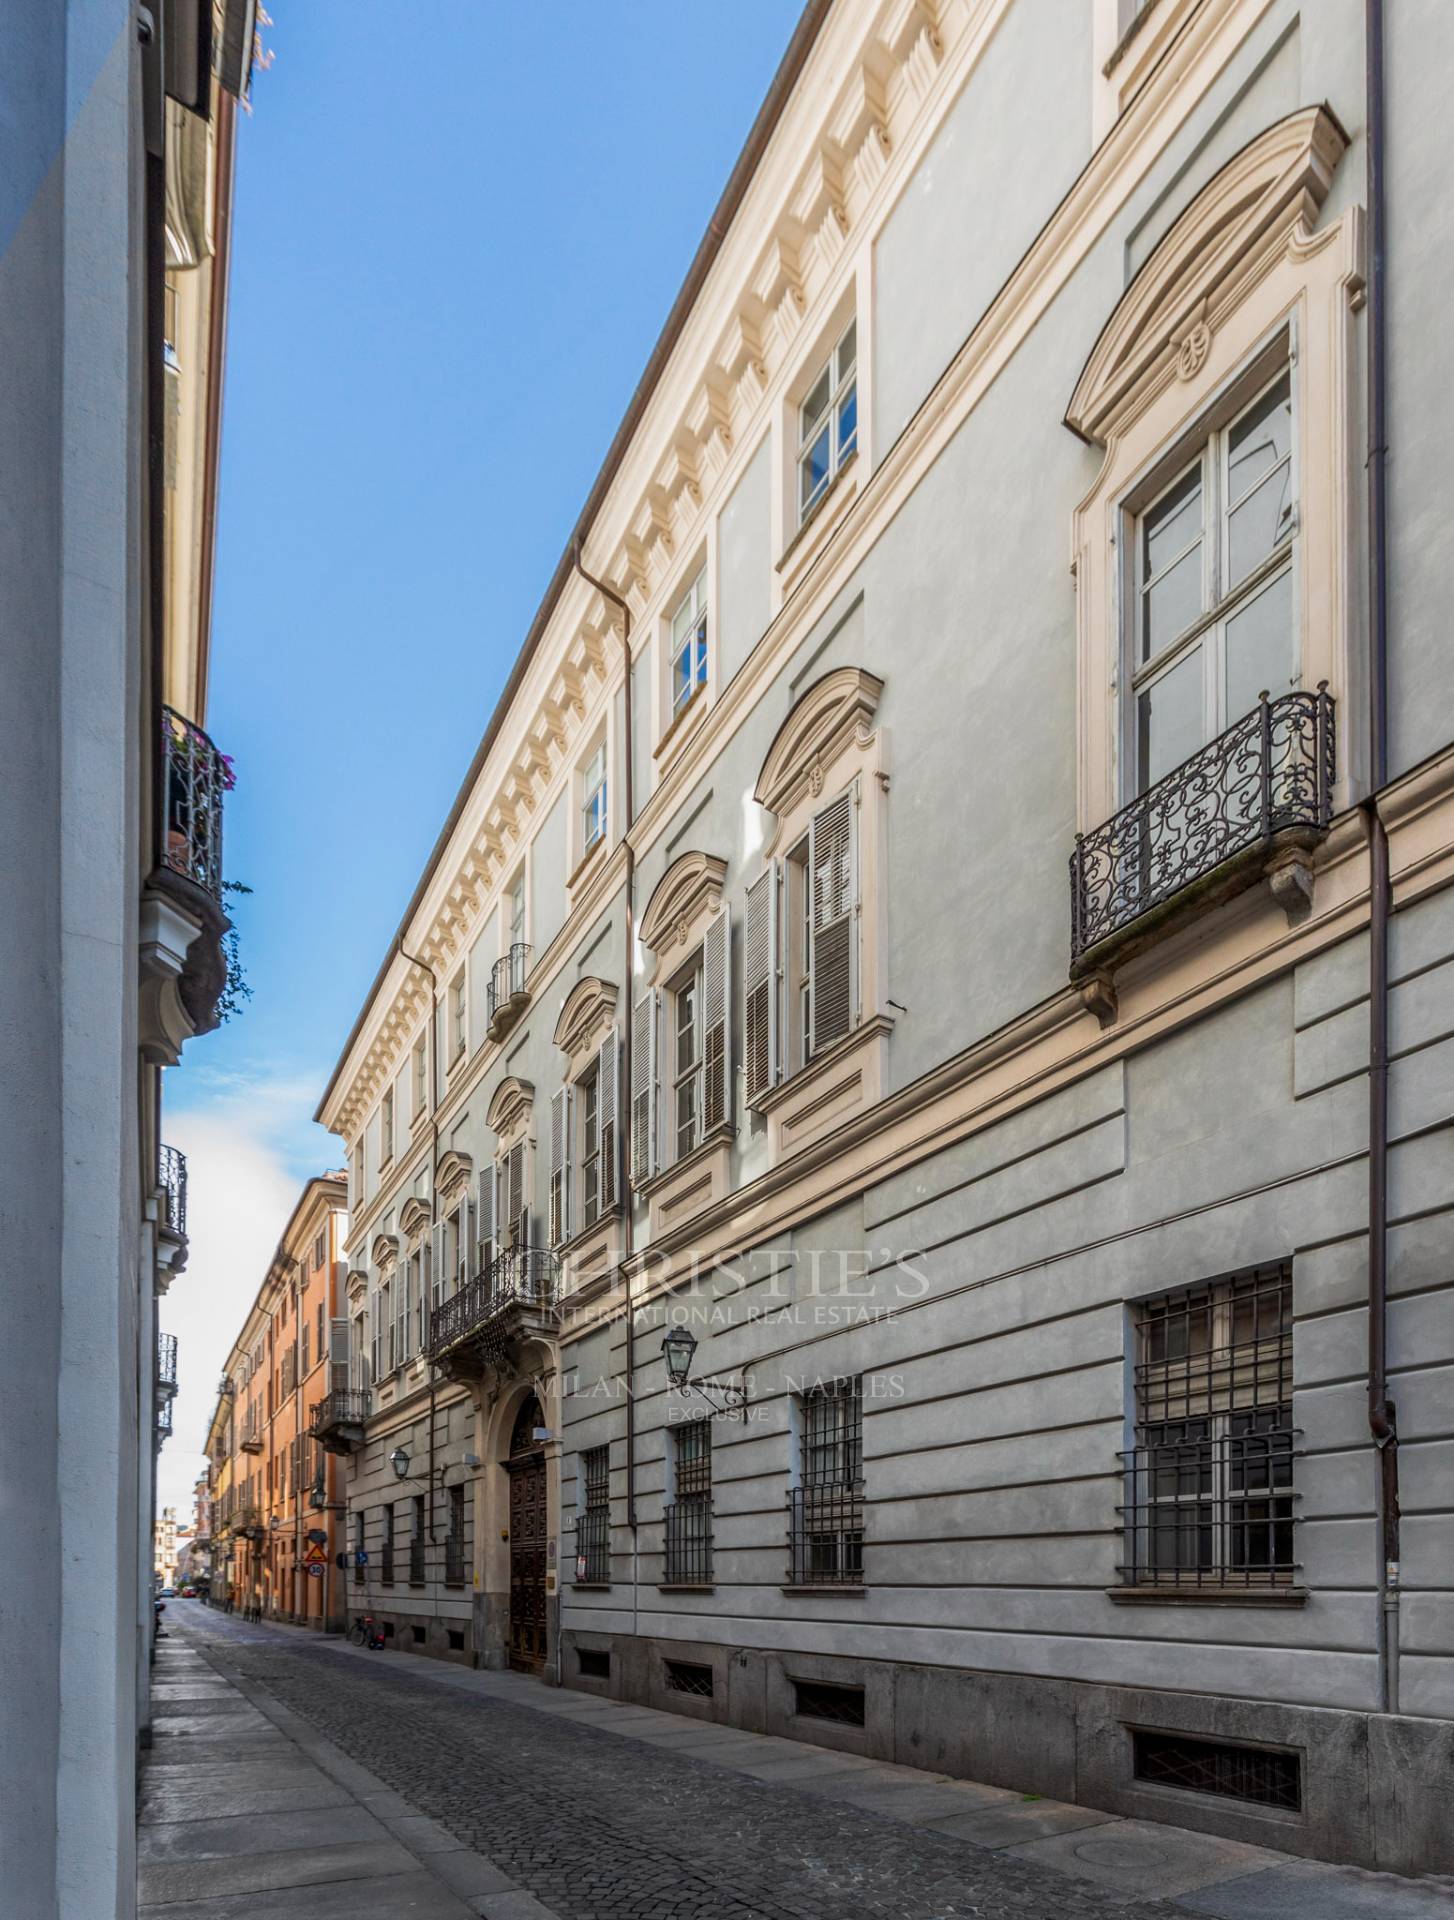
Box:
[506,1393,547,1672]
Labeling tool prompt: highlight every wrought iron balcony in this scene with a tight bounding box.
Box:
[159,1145,188,1238]
[155,1396,174,1441]
[487,943,531,1039]
[427,1245,560,1371]
[239,1412,263,1454]
[160,706,228,901]
[1070,689,1334,971]
[308,1387,370,1454]
[232,1505,264,1539]
[156,1332,178,1396]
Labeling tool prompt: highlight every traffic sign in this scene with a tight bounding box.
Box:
[306,1563,324,1579]
[304,1542,328,1566]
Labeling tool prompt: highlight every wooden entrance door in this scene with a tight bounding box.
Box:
[507,1395,547,1672]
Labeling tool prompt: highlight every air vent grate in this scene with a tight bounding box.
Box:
[793,1679,865,1727]
[664,1659,714,1699]
[577,1647,610,1680]
[1133,1730,1300,1810]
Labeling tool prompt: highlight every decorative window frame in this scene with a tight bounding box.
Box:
[750,666,891,1158]
[1066,106,1362,842]
[551,976,622,1290]
[634,852,733,1238]
[1091,0,1205,148]
[486,1075,535,1157]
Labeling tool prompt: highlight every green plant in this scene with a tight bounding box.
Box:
[218,880,254,1023]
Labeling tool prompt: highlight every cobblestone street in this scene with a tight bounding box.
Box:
[143,1609,1454,1920]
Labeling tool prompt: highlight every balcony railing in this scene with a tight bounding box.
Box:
[232,1505,264,1538]
[159,1145,187,1237]
[155,1396,174,1440]
[161,706,228,900]
[308,1388,371,1438]
[427,1245,560,1361]
[156,1332,178,1396]
[239,1413,263,1453]
[487,942,531,1035]
[1070,689,1334,965]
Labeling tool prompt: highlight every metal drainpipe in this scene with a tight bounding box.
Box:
[1364,0,1399,1716]
[570,542,638,1561]
[400,940,442,1548]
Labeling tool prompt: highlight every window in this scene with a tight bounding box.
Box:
[1120,1262,1294,1589]
[301,1322,310,1376]
[575,1446,610,1583]
[449,971,466,1063]
[664,1659,713,1698]
[670,957,702,1163]
[445,1483,466,1586]
[793,1679,865,1727]
[797,320,857,522]
[314,1230,325,1269]
[353,1511,365,1586]
[664,1420,712,1584]
[508,872,526,951]
[788,1378,863,1586]
[669,568,708,719]
[412,1033,428,1117]
[409,1494,426,1585]
[379,1277,394,1375]
[1129,369,1296,796]
[1132,1730,1301,1811]
[380,1088,394,1167]
[581,739,607,854]
[380,1505,395,1585]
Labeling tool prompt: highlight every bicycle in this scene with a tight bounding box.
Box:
[348,1613,384,1649]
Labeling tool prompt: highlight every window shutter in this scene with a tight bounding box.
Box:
[397,1263,412,1366]
[476,1163,496,1275]
[329,1317,350,1394]
[368,1279,380,1385]
[744,866,779,1106]
[507,1140,528,1247]
[458,1192,474,1290]
[809,784,857,1056]
[630,991,659,1185]
[549,1087,567,1249]
[702,902,731,1131]
[597,1026,618,1213]
[430,1221,446,1314]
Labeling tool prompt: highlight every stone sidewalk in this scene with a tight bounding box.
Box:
[144,1608,1454,1919]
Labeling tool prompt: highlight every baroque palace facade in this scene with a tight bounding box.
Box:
[316,0,1454,1876]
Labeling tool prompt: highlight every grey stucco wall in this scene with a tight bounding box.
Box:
[716,431,772,691]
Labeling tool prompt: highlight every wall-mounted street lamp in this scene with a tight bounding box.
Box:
[390,1445,461,1486]
[661,1326,747,1420]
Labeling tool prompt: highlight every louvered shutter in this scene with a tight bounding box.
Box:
[744,866,779,1106]
[508,1140,529,1247]
[457,1192,474,1290]
[809,783,857,1056]
[549,1087,568,1249]
[397,1262,412,1366]
[597,1026,618,1213]
[702,902,731,1131]
[476,1163,496,1276]
[630,992,659,1184]
[329,1318,350,1393]
[368,1277,380,1385]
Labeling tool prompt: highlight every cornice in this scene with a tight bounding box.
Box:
[436,1148,474,1200]
[639,852,729,957]
[486,1075,536,1143]
[553,976,619,1062]
[754,666,884,818]
[398,1196,433,1242]
[370,1232,399,1273]
[1064,104,1349,446]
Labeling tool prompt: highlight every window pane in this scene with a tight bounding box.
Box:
[1224,567,1294,721]
[1138,644,1203,788]
[1227,376,1292,505]
[672,642,694,711]
[799,368,831,443]
[837,382,857,461]
[1142,465,1203,585]
[836,319,856,381]
[1228,464,1294,587]
[799,424,831,513]
[1142,544,1203,661]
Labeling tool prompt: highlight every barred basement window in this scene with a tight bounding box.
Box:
[1121,1262,1295,1590]
[577,1647,610,1680]
[793,1679,865,1727]
[447,1628,465,1651]
[788,1378,863,1586]
[664,1659,714,1698]
[664,1421,712,1584]
[575,1446,610,1583]
[1132,1729,1301,1810]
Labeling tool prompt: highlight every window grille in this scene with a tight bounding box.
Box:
[353,1512,365,1587]
[575,1446,610,1582]
[380,1506,395,1585]
[577,1647,610,1680]
[1132,1729,1301,1810]
[664,1659,714,1699]
[445,1484,466,1586]
[664,1421,712,1584]
[409,1494,426,1585]
[793,1679,865,1727]
[788,1378,863,1586]
[1120,1262,1296,1589]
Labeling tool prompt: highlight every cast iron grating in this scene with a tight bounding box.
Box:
[664,1659,714,1699]
[793,1679,866,1728]
[577,1647,610,1680]
[1133,1729,1301,1810]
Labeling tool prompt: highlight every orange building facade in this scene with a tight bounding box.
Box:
[210,1174,349,1631]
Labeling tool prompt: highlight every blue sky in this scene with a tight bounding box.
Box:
[159,2,799,1510]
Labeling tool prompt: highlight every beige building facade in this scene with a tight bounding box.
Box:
[318,0,1454,1876]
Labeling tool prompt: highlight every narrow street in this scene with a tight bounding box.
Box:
[143,1610,1454,1920]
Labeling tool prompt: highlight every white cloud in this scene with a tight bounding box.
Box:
[154,1070,336,1518]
